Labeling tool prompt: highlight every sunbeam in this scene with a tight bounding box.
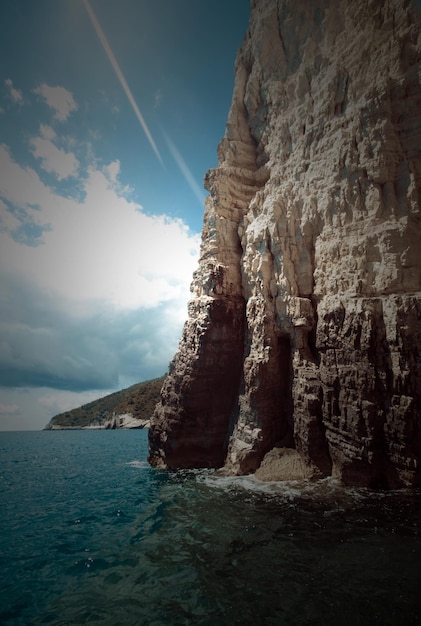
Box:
[83,0,164,167]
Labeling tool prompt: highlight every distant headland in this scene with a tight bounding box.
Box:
[44,375,165,430]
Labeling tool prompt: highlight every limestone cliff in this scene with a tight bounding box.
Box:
[149,0,421,488]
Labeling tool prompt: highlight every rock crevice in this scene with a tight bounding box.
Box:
[149,0,421,487]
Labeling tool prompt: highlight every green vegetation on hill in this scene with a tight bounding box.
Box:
[45,375,165,429]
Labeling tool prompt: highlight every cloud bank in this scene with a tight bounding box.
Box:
[0,83,201,427]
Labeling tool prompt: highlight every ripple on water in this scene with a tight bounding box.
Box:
[1,431,420,626]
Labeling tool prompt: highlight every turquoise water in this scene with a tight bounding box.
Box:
[0,430,420,625]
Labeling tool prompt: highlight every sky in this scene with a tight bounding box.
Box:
[0,0,250,430]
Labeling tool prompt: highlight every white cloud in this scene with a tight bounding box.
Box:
[0,143,58,243]
[0,198,20,234]
[5,78,23,105]
[0,143,62,215]
[0,403,20,415]
[30,135,79,180]
[0,107,201,431]
[0,145,200,311]
[33,84,78,121]
[104,159,120,185]
[39,124,56,141]
[0,279,180,391]
[0,141,200,408]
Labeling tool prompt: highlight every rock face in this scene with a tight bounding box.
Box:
[149,0,421,487]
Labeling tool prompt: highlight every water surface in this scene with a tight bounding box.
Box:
[0,430,420,625]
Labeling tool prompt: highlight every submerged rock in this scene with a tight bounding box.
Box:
[149,0,421,488]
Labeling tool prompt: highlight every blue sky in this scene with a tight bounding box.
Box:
[0,0,250,430]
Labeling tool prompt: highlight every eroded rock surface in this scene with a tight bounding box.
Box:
[149,0,421,487]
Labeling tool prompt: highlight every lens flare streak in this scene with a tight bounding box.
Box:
[161,128,206,206]
[83,0,164,166]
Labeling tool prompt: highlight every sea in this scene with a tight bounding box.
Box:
[0,429,420,626]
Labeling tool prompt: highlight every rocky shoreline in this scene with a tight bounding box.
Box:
[45,413,150,430]
[149,0,421,488]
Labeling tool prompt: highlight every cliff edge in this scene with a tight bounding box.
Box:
[149,0,421,488]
